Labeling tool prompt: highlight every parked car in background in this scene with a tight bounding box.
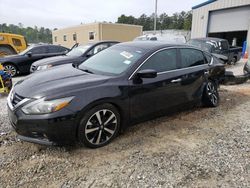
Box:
[8,42,225,148]
[30,41,119,73]
[134,34,186,43]
[0,44,69,76]
[187,38,242,65]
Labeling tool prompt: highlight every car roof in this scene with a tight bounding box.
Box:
[190,37,226,42]
[86,40,120,45]
[115,41,189,51]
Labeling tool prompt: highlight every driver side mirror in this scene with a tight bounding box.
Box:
[136,69,157,78]
[26,52,32,57]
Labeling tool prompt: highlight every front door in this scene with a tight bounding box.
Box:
[129,48,187,120]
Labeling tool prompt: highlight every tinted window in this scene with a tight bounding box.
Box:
[220,41,229,50]
[180,49,205,68]
[140,49,177,72]
[48,46,66,53]
[30,46,47,54]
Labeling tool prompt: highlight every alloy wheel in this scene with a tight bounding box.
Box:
[207,82,218,105]
[85,109,118,146]
[4,65,16,77]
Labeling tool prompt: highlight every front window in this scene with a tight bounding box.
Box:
[19,45,35,55]
[140,49,177,72]
[66,45,91,57]
[79,46,146,75]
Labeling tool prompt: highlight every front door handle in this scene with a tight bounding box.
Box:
[171,78,182,83]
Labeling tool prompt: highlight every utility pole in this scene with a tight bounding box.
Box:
[154,0,158,34]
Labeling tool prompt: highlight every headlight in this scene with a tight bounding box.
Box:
[37,64,52,71]
[22,96,74,115]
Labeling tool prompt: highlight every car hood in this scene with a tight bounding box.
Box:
[0,54,22,62]
[32,55,79,66]
[14,64,110,98]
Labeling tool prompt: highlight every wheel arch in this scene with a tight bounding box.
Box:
[75,98,129,139]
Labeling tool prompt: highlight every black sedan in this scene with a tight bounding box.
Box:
[30,41,119,73]
[7,42,225,148]
[0,44,69,76]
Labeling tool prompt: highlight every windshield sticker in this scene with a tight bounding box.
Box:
[120,51,133,59]
[123,60,132,65]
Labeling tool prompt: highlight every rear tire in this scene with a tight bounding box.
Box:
[78,103,120,148]
[202,80,219,107]
[4,64,17,77]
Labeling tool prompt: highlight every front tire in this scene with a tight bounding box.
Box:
[4,64,17,77]
[78,104,120,148]
[202,80,219,107]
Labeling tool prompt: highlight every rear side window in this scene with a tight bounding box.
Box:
[220,41,229,50]
[140,49,177,73]
[180,49,205,68]
[48,46,67,53]
[30,46,47,54]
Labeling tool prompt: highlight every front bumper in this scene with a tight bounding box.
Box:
[8,105,79,146]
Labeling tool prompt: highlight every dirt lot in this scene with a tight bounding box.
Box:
[0,78,250,187]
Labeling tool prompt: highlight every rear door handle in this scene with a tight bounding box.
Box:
[171,78,182,83]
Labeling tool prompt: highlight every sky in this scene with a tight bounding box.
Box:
[0,0,205,29]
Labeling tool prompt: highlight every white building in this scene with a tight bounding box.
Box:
[191,0,250,53]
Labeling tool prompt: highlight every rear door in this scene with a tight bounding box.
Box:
[178,48,208,102]
[129,48,188,120]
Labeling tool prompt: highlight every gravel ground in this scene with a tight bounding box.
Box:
[0,76,249,187]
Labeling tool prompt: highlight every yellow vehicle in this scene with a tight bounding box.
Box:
[0,33,27,57]
[0,63,12,93]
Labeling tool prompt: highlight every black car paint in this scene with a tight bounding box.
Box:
[0,44,69,75]
[30,41,119,72]
[7,42,225,145]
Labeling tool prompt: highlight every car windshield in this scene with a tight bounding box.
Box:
[79,46,146,75]
[66,45,91,57]
[19,45,35,55]
[187,40,215,53]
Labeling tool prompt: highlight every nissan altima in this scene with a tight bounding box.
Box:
[7,42,225,148]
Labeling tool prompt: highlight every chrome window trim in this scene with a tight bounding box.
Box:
[129,47,209,80]
[157,64,208,75]
[128,47,176,80]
